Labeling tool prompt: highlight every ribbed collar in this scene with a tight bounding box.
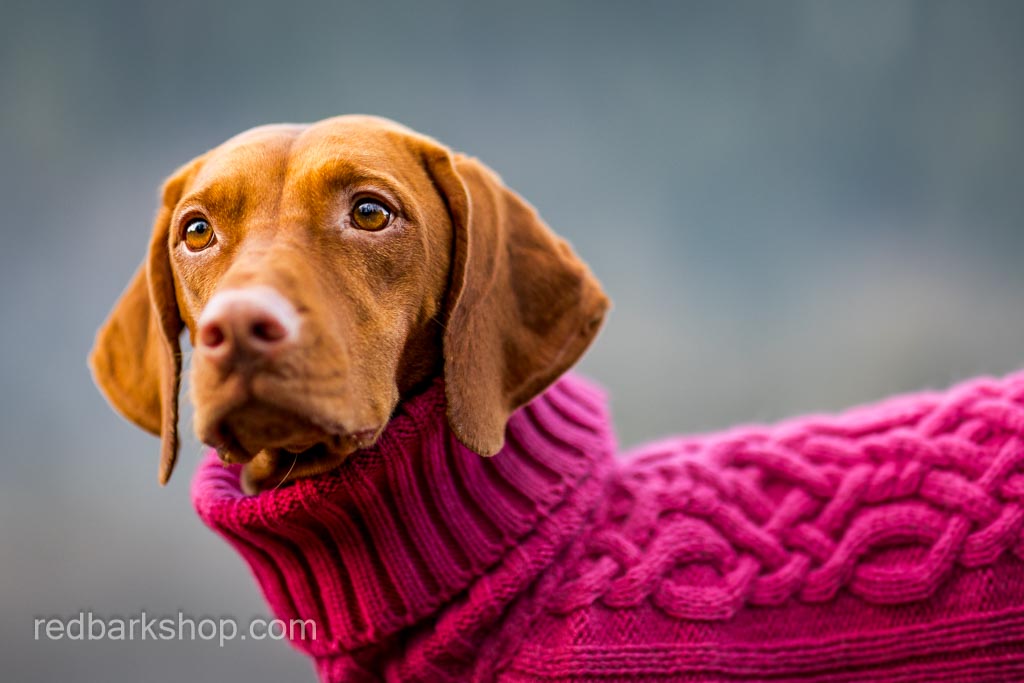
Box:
[191,374,615,666]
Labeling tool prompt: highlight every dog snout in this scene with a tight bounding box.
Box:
[196,287,300,366]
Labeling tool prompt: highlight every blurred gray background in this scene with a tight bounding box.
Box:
[3,0,1024,680]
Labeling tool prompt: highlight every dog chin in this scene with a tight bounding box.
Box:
[238,438,370,494]
[196,395,378,463]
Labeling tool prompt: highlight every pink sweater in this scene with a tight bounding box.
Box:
[193,372,1024,681]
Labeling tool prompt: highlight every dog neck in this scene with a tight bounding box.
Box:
[192,373,615,678]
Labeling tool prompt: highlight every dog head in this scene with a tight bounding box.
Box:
[90,116,608,491]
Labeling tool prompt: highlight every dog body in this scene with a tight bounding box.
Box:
[194,370,1024,681]
[94,117,1024,680]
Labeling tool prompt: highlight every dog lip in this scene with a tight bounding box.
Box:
[284,426,381,459]
[204,411,381,464]
[194,376,383,463]
[348,428,379,448]
[282,440,318,454]
[208,424,257,464]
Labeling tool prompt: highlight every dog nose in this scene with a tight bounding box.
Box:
[196,287,299,365]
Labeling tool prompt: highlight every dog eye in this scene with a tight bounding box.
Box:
[184,219,216,251]
[351,199,391,231]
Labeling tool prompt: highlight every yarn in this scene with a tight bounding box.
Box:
[193,372,1024,681]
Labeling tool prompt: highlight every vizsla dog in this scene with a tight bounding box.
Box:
[91,116,607,493]
[91,117,1024,681]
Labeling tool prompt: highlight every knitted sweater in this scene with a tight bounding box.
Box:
[192,372,1024,681]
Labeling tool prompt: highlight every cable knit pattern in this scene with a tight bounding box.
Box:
[549,373,1024,617]
[193,372,1024,681]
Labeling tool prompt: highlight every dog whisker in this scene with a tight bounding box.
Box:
[271,451,300,492]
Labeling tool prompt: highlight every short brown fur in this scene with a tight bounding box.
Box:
[90,116,609,491]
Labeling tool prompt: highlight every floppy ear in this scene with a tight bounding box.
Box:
[89,159,199,484]
[427,150,610,455]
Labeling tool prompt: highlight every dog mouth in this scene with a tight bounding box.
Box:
[199,396,379,468]
[214,432,369,468]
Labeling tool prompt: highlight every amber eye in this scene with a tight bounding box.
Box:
[351,199,391,231]
[183,218,215,251]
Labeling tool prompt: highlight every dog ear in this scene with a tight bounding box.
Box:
[426,149,609,455]
[89,158,201,484]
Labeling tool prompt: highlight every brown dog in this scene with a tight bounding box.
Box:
[90,116,609,492]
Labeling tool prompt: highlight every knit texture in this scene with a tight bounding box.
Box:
[193,372,1024,681]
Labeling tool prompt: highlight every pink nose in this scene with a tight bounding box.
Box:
[196,287,299,366]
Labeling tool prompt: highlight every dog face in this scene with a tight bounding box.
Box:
[90,116,608,491]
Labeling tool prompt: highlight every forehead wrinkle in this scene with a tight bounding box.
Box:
[178,177,249,222]
[294,130,435,205]
[273,132,302,222]
[313,164,408,199]
[286,148,418,216]
[184,135,297,223]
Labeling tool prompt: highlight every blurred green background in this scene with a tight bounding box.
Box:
[3,0,1024,680]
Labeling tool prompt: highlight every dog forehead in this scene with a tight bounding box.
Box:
[290,116,428,177]
[192,126,301,190]
[195,116,430,192]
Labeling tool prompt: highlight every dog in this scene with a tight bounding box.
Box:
[91,116,1024,681]
[90,115,608,493]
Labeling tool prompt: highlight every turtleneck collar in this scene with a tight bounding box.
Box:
[191,373,615,667]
